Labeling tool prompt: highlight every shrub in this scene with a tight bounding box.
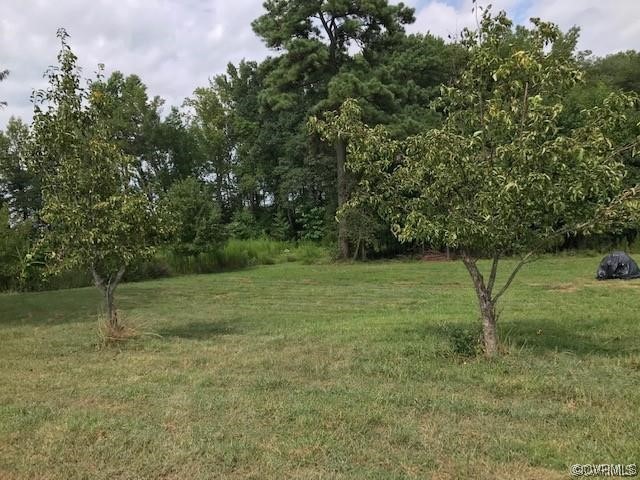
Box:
[220,238,286,268]
[0,207,32,291]
[291,242,328,264]
[227,210,262,240]
[270,210,291,241]
[220,241,251,269]
[444,324,483,357]
[162,250,222,275]
[299,206,327,242]
[5,238,329,292]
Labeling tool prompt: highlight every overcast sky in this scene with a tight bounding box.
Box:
[1,0,639,128]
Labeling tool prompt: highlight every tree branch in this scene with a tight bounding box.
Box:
[493,252,535,303]
[611,140,639,158]
[462,252,486,291]
[108,265,126,296]
[317,12,335,46]
[487,255,499,296]
[520,80,529,133]
[91,267,105,292]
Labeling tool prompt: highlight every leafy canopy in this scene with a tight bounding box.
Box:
[252,0,415,111]
[29,30,163,277]
[334,8,640,257]
[252,0,414,53]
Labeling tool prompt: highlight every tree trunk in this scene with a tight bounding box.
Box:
[336,139,350,259]
[479,297,497,357]
[462,255,498,357]
[105,287,117,328]
[215,170,224,211]
[352,239,360,261]
[92,266,126,328]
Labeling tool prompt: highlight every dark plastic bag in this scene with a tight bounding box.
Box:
[596,251,640,280]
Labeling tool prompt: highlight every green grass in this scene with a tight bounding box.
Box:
[1,255,639,479]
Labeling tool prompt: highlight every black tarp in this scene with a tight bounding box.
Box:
[596,251,640,280]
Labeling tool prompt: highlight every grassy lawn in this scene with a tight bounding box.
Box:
[1,255,639,479]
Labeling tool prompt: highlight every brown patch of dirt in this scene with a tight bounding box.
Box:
[391,281,420,287]
[588,280,640,289]
[548,283,578,293]
[421,251,451,262]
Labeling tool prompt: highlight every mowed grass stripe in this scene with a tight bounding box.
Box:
[1,255,639,479]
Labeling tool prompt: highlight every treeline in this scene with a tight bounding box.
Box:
[1,1,640,291]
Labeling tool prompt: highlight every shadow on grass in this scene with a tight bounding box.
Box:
[500,318,638,357]
[0,284,166,328]
[0,290,101,327]
[409,318,638,358]
[157,320,244,339]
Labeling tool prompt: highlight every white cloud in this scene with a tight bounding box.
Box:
[0,0,269,127]
[409,0,640,55]
[408,0,521,40]
[521,0,640,55]
[1,0,639,128]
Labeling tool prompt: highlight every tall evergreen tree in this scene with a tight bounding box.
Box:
[252,0,415,257]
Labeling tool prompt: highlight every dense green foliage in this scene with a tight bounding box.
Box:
[1,2,640,467]
[0,4,639,293]
[0,117,40,221]
[2,257,639,478]
[162,178,224,255]
[0,206,31,290]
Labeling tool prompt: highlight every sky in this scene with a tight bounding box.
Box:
[1,0,639,128]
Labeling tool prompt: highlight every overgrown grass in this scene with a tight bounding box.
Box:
[1,255,639,479]
[162,239,329,275]
[23,239,330,291]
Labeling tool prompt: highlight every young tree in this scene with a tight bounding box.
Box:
[29,30,163,328]
[316,10,640,356]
